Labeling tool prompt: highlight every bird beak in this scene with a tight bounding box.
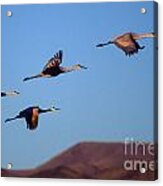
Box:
[51,107,60,111]
[80,65,87,69]
[15,91,20,95]
[55,107,61,111]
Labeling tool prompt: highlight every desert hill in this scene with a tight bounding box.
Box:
[1,142,157,180]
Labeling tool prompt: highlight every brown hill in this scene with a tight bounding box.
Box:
[1,142,158,180]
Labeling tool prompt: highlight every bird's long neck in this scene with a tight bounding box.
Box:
[5,115,20,123]
[132,33,156,40]
[23,74,42,82]
[61,65,79,73]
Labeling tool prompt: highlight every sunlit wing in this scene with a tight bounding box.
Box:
[115,33,134,47]
[24,107,39,130]
[114,34,140,55]
[29,108,39,130]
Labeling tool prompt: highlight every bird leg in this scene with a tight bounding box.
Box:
[27,123,29,129]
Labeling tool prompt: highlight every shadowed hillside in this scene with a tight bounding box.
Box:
[1,142,158,180]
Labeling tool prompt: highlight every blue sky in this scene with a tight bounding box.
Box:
[1,1,156,169]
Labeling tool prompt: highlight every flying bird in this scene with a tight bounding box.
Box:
[1,91,20,97]
[23,50,87,81]
[5,106,60,130]
[96,32,156,56]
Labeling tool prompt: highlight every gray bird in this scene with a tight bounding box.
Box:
[1,91,20,97]
[23,50,87,81]
[96,32,156,56]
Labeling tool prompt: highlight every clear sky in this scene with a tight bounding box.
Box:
[1,1,156,169]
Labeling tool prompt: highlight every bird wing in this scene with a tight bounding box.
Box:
[42,50,63,72]
[29,108,39,130]
[114,33,141,56]
[23,107,39,130]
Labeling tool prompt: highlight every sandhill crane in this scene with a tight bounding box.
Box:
[1,91,20,97]
[23,50,87,82]
[96,32,156,56]
[5,106,60,130]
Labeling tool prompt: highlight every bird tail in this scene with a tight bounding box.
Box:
[23,74,42,82]
[5,116,19,123]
